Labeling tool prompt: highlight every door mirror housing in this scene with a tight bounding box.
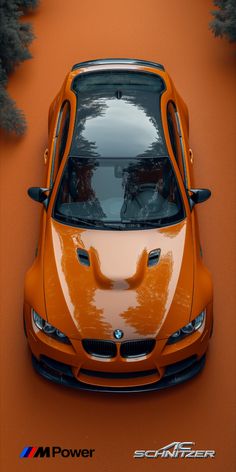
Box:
[28,187,50,207]
[189,188,211,209]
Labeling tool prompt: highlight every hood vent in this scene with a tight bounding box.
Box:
[77,248,90,267]
[148,249,161,267]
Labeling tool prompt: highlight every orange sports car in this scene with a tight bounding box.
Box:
[24,58,213,392]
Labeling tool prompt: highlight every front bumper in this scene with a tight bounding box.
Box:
[32,353,206,393]
[25,302,212,392]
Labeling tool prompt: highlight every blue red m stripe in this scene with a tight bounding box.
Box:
[20,447,37,458]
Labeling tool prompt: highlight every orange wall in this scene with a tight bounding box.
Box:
[0,1,236,471]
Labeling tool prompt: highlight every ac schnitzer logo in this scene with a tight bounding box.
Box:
[134,442,216,459]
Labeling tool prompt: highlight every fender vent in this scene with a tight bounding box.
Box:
[77,248,90,267]
[148,249,161,267]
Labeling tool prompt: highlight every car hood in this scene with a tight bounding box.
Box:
[43,218,194,340]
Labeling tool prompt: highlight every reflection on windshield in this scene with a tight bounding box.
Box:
[53,157,185,229]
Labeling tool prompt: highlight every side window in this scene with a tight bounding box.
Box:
[51,101,70,186]
[167,102,186,183]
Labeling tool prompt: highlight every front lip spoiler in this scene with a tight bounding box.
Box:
[31,354,206,393]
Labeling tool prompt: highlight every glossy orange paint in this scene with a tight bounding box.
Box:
[23,61,213,390]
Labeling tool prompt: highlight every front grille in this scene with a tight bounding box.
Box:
[82,339,117,358]
[120,339,156,358]
[80,368,158,379]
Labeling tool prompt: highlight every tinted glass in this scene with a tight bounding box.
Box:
[51,101,70,186]
[58,105,70,162]
[53,157,185,230]
[70,71,167,158]
[167,102,185,182]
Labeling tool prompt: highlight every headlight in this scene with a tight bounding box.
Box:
[167,310,206,345]
[32,309,70,344]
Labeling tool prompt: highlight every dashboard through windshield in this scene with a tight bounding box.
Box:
[53,157,185,230]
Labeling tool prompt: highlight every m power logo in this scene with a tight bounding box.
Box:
[20,447,95,459]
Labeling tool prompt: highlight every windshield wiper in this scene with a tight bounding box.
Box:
[91,219,125,230]
[121,219,162,228]
[58,215,125,230]
[56,213,164,230]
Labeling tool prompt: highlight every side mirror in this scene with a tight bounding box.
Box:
[28,187,50,207]
[189,188,211,209]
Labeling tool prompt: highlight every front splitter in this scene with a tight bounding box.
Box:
[32,353,206,393]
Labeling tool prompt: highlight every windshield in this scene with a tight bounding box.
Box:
[53,157,185,229]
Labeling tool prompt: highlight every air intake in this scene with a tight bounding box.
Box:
[80,368,158,379]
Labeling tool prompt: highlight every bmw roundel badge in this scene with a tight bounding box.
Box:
[113,329,124,340]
